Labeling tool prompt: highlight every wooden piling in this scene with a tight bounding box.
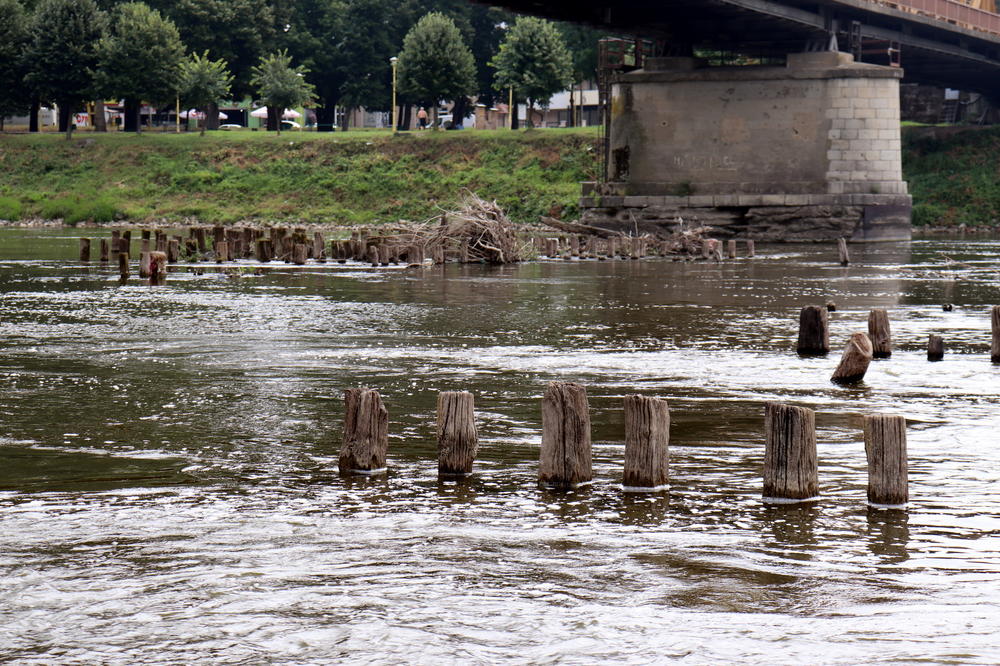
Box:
[139,251,152,278]
[831,332,874,384]
[623,395,669,491]
[868,309,892,359]
[167,239,180,263]
[117,252,129,280]
[281,236,294,262]
[256,239,272,262]
[368,245,380,267]
[459,240,469,263]
[796,305,830,355]
[99,238,109,262]
[437,391,478,476]
[539,381,592,489]
[79,238,91,262]
[763,402,818,503]
[313,232,325,262]
[215,241,229,263]
[338,388,389,475]
[863,414,908,508]
[727,239,737,259]
[927,334,944,361]
[746,239,755,257]
[111,230,121,254]
[212,226,225,249]
[194,226,207,253]
[121,230,131,258]
[141,239,150,254]
[149,251,167,282]
[992,306,1000,364]
[292,243,307,265]
[838,237,850,266]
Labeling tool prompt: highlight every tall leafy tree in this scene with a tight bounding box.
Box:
[178,51,233,135]
[397,12,475,128]
[0,0,31,129]
[250,49,315,134]
[491,16,573,128]
[96,2,185,133]
[556,21,604,126]
[24,0,106,136]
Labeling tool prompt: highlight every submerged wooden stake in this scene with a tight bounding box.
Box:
[763,402,818,502]
[992,306,1000,364]
[838,237,850,266]
[79,238,91,262]
[117,252,129,280]
[215,241,229,263]
[927,334,944,361]
[727,239,737,259]
[797,305,830,355]
[831,332,874,384]
[746,239,755,257]
[863,414,908,507]
[292,243,307,265]
[623,395,669,491]
[868,309,892,359]
[139,251,152,278]
[149,251,167,282]
[338,388,389,475]
[539,381,592,489]
[99,238,109,262]
[167,239,180,263]
[437,391,478,476]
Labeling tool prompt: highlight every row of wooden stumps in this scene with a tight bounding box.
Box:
[797,304,1000,382]
[531,235,755,261]
[336,383,905,506]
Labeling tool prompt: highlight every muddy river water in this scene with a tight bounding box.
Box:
[1,229,999,663]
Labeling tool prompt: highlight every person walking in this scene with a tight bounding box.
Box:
[417,107,428,130]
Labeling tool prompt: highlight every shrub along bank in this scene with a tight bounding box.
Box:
[0,128,600,226]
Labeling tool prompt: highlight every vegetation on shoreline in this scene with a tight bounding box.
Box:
[2,124,999,228]
[0,128,600,225]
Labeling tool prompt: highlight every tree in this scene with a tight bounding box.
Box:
[397,12,474,128]
[250,49,315,135]
[24,0,106,137]
[178,51,233,135]
[0,0,31,129]
[491,16,573,128]
[96,2,185,134]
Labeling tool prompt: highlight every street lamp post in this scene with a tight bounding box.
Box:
[389,56,398,134]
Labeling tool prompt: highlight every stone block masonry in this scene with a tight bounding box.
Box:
[583,52,911,242]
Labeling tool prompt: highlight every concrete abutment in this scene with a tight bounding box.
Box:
[581,52,912,242]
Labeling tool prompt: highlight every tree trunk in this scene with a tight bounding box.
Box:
[206,101,220,131]
[124,99,140,133]
[316,105,336,132]
[568,85,576,127]
[267,105,279,132]
[93,100,107,132]
[401,104,411,131]
[451,96,469,128]
[58,103,72,134]
[511,97,519,130]
[29,97,39,132]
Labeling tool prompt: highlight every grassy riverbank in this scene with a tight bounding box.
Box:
[1,124,997,227]
[0,128,600,226]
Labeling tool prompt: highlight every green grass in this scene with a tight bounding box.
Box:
[0,128,601,225]
[902,126,1000,227]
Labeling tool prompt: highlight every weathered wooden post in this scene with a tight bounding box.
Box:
[149,251,167,283]
[141,238,150,254]
[623,395,669,491]
[763,402,818,503]
[459,240,469,263]
[609,237,618,259]
[256,239,272,262]
[838,237,850,266]
[111,230,121,254]
[863,414,908,508]
[78,238,91,262]
[569,235,580,258]
[215,241,229,263]
[727,239,737,259]
[155,231,167,253]
[118,252,129,280]
[701,239,712,259]
[313,232,325,262]
[167,239,180,263]
[213,225,225,249]
[194,226,207,253]
[437,391,478,476]
[826,302,837,313]
[746,239,755,257]
[338,388,389,475]
[292,243,307,265]
[992,306,1000,364]
[831,332,874,384]
[99,238,109,262]
[139,251,152,278]
[281,236,294,262]
[539,381,592,489]
[121,230,132,258]
[868,309,892,358]
[368,245,380,267]
[797,305,830,355]
[927,334,944,361]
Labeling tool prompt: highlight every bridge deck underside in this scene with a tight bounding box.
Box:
[489,0,1000,96]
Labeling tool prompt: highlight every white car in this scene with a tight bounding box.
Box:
[280,120,302,131]
[219,123,243,130]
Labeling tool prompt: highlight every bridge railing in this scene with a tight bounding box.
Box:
[879,0,1000,37]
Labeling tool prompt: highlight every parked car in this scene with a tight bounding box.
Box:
[280,120,302,131]
[219,123,243,130]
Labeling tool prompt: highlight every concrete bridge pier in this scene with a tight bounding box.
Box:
[581,52,912,242]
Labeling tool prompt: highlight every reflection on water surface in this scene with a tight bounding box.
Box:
[1,229,999,663]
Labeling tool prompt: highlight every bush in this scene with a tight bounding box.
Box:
[40,191,119,225]
[911,202,950,227]
[0,196,22,220]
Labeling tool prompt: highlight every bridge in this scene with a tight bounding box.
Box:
[492,0,1000,241]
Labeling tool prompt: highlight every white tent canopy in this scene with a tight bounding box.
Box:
[180,109,228,120]
[250,107,301,119]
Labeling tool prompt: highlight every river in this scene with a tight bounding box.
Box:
[1,228,998,663]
